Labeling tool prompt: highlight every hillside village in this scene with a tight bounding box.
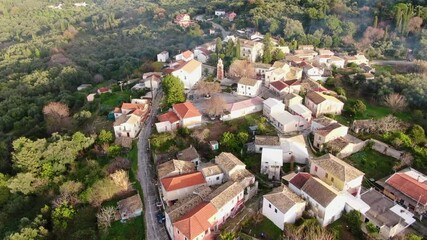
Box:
[95,23,427,240]
[1,1,427,240]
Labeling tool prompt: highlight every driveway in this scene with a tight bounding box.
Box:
[137,89,169,240]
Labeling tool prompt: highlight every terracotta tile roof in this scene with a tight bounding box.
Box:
[270,80,288,91]
[175,13,189,21]
[161,172,206,191]
[157,159,195,180]
[142,72,162,79]
[301,177,339,207]
[157,111,180,124]
[201,163,223,177]
[208,181,244,209]
[312,153,364,182]
[283,79,300,86]
[173,202,217,240]
[315,122,346,137]
[215,152,245,174]
[264,186,304,214]
[181,59,201,73]
[226,96,263,112]
[385,173,427,205]
[254,135,280,146]
[238,77,259,86]
[121,103,143,110]
[166,186,212,222]
[98,87,111,93]
[306,91,326,104]
[173,102,202,119]
[182,50,193,59]
[289,172,311,189]
[177,146,200,162]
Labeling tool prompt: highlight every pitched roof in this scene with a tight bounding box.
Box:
[226,96,263,112]
[215,152,245,174]
[201,163,223,177]
[166,186,212,222]
[289,172,312,189]
[315,122,347,137]
[270,80,289,91]
[121,103,144,110]
[255,135,280,146]
[177,146,200,162]
[114,115,129,126]
[98,87,111,93]
[181,59,201,73]
[182,50,193,59]
[361,189,406,227]
[117,194,143,218]
[305,91,326,104]
[161,172,206,191]
[264,186,304,214]
[208,181,244,209]
[173,202,217,240]
[385,173,427,205]
[312,117,337,127]
[301,177,339,207]
[263,98,284,109]
[157,159,195,180]
[173,102,202,119]
[238,77,259,86]
[283,79,300,86]
[158,111,180,124]
[312,153,364,182]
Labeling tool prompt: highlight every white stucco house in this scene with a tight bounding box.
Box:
[288,103,312,122]
[260,148,283,180]
[113,101,150,138]
[254,135,281,153]
[304,91,344,117]
[262,98,285,121]
[269,79,302,96]
[193,47,211,64]
[270,111,308,134]
[175,50,194,62]
[262,186,306,230]
[239,39,264,63]
[221,96,263,121]
[201,163,224,186]
[313,122,349,149]
[237,77,262,97]
[280,135,309,164]
[292,175,346,227]
[168,59,202,89]
[208,181,245,226]
[156,102,202,132]
[157,51,169,62]
[160,172,207,205]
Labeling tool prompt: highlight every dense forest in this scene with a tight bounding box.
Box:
[0,0,426,239]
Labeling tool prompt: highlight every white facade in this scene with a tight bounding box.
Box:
[171,60,202,89]
[113,115,141,138]
[270,111,307,133]
[237,80,261,97]
[262,197,305,230]
[204,174,224,186]
[288,103,312,122]
[280,135,309,164]
[181,115,202,128]
[313,125,349,148]
[221,97,263,121]
[215,10,226,16]
[305,94,344,117]
[155,120,179,133]
[262,98,285,120]
[161,183,206,204]
[157,51,169,62]
[260,148,283,180]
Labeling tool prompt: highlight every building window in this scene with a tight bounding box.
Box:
[177,230,180,234]
[314,166,318,172]
[331,177,334,182]
[269,203,271,208]
[275,208,277,213]
[216,176,220,180]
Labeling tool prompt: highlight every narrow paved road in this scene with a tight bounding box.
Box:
[210,21,229,39]
[137,90,169,240]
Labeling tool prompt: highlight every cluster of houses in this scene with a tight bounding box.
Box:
[261,163,425,239]
[156,150,258,240]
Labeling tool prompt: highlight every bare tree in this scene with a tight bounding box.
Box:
[228,60,256,79]
[93,74,104,83]
[383,93,408,112]
[204,95,226,117]
[196,81,221,97]
[97,206,116,230]
[43,102,71,133]
[63,26,79,40]
[415,60,427,76]
[110,170,132,192]
[374,115,405,133]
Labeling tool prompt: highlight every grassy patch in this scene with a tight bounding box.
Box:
[99,90,134,110]
[328,217,361,240]
[242,217,282,240]
[241,153,261,175]
[344,149,397,181]
[103,215,145,240]
[372,65,394,75]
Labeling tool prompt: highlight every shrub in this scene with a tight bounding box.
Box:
[366,222,377,233]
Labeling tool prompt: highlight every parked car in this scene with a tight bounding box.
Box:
[156,211,165,224]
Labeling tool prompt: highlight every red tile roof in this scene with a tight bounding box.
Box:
[289,172,312,190]
[173,202,217,239]
[158,111,180,124]
[161,172,206,191]
[270,80,288,91]
[283,79,300,86]
[226,96,263,112]
[386,173,427,205]
[173,102,202,119]
[121,103,143,110]
[98,87,111,93]
[182,50,193,59]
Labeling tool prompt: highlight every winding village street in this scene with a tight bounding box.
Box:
[137,90,169,240]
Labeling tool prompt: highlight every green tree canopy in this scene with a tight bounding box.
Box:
[162,75,185,107]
